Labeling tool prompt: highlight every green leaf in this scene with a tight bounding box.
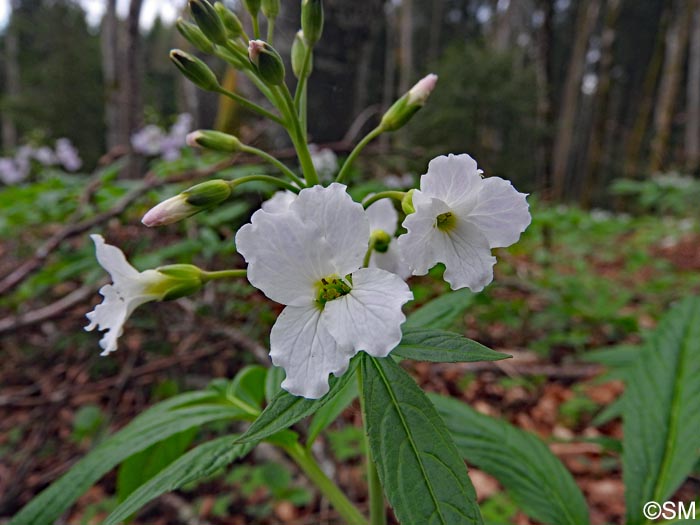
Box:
[237,358,359,445]
[10,404,245,525]
[116,428,197,502]
[393,328,510,363]
[405,289,473,330]
[623,296,700,525]
[306,376,358,447]
[265,365,286,403]
[104,435,255,525]
[228,365,267,411]
[430,393,589,525]
[362,355,483,525]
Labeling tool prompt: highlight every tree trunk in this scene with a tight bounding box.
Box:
[2,0,20,151]
[427,0,444,66]
[123,0,144,176]
[398,0,413,94]
[534,0,554,195]
[379,3,398,152]
[550,0,601,200]
[352,1,383,117]
[649,0,692,173]
[686,1,700,172]
[101,0,121,151]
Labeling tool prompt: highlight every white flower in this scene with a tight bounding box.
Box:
[309,144,338,181]
[365,199,411,280]
[397,154,530,292]
[261,190,297,214]
[236,183,413,399]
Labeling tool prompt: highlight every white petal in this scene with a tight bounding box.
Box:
[396,194,452,275]
[261,191,297,214]
[323,268,413,357]
[366,199,398,234]
[370,243,412,280]
[236,209,337,306]
[91,234,140,284]
[435,218,496,292]
[460,177,531,248]
[290,183,368,276]
[420,154,483,208]
[270,304,354,399]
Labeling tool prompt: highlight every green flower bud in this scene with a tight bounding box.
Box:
[244,0,261,16]
[380,74,438,132]
[142,179,232,227]
[155,264,205,301]
[248,40,285,86]
[189,0,227,46]
[301,0,324,46]
[370,229,392,253]
[262,0,280,19]
[214,3,244,39]
[183,179,233,207]
[401,189,415,215]
[170,49,220,92]
[176,18,215,54]
[291,30,312,79]
[186,130,243,152]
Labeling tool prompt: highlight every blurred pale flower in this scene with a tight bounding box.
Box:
[55,138,82,172]
[132,125,165,156]
[309,144,338,181]
[0,158,25,185]
[365,199,411,280]
[398,153,530,291]
[236,183,413,398]
[34,146,57,166]
[382,172,414,189]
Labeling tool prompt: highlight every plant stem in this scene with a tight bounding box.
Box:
[267,18,275,44]
[216,87,283,124]
[335,126,383,184]
[252,15,260,39]
[229,174,302,193]
[279,85,319,185]
[284,442,368,525]
[362,191,406,208]
[358,362,387,525]
[294,46,313,109]
[240,145,305,187]
[200,269,247,281]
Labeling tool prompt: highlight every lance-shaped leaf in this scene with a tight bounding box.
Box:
[393,328,510,363]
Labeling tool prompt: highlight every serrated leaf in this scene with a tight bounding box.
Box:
[405,289,473,330]
[393,328,510,363]
[430,393,589,525]
[236,359,359,445]
[623,297,700,525]
[362,355,483,525]
[103,435,255,525]
[10,404,245,525]
[306,377,358,447]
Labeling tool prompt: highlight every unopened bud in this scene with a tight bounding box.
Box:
[248,40,285,86]
[262,0,280,19]
[189,0,227,46]
[187,130,243,152]
[301,0,324,46]
[176,18,214,54]
[401,189,415,215]
[370,230,392,253]
[142,179,232,227]
[155,264,205,300]
[291,30,312,79]
[380,74,438,132]
[244,0,261,16]
[214,3,244,38]
[170,50,220,92]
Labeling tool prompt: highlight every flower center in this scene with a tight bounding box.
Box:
[435,211,457,232]
[316,275,352,306]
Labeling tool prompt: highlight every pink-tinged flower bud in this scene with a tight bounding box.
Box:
[406,73,438,106]
[142,179,232,227]
[380,73,438,132]
[186,130,242,151]
[248,40,285,86]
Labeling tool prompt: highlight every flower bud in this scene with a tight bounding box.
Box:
[301,0,324,46]
[370,229,392,253]
[244,0,261,17]
[155,264,205,300]
[176,18,215,54]
[170,50,220,92]
[379,73,438,132]
[262,0,280,19]
[291,30,312,79]
[401,189,415,215]
[186,130,243,152]
[248,40,285,86]
[214,3,244,39]
[142,179,232,227]
[188,0,227,46]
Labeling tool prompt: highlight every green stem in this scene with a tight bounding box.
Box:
[252,15,260,39]
[358,362,387,525]
[216,87,283,124]
[362,241,375,268]
[279,85,319,185]
[294,46,313,109]
[300,83,308,136]
[229,174,301,193]
[267,17,275,44]
[362,191,406,209]
[241,145,305,187]
[335,126,383,184]
[200,269,247,281]
[284,442,368,525]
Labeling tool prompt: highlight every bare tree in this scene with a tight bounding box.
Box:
[2,0,21,151]
[686,1,700,172]
[550,0,601,200]
[101,0,121,151]
[534,0,554,194]
[398,0,414,94]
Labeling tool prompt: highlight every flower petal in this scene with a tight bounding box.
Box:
[459,177,531,248]
[370,243,412,280]
[270,304,354,399]
[261,191,297,214]
[366,198,398,234]
[420,154,483,208]
[436,218,496,292]
[91,234,140,284]
[323,267,413,357]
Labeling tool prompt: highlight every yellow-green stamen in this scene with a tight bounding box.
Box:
[436,211,457,232]
[316,275,352,306]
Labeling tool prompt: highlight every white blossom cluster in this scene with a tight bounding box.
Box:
[131,113,193,161]
[87,153,530,398]
[0,138,82,185]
